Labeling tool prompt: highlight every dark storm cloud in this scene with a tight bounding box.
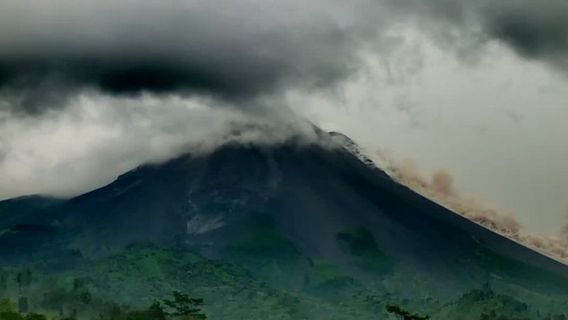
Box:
[3,0,567,115]
[482,1,568,65]
[0,0,383,113]
[390,0,568,71]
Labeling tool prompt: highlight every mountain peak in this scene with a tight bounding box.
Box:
[0,131,567,318]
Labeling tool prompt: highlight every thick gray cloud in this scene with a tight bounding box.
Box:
[2,0,567,115]
[389,0,568,71]
[0,0,385,113]
[0,93,321,199]
[482,1,568,66]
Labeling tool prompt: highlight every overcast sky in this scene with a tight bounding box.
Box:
[1,0,568,236]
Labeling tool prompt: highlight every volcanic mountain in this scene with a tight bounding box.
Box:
[0,131,567,319]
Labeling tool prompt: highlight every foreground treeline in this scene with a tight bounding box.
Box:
[0,262,567,320]
[0,290,207,320]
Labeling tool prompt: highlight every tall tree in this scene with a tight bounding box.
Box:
[386,305,430,320]
[162,292,207,320]
[0,270,8,296]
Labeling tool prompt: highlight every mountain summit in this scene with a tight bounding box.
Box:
[0,131,567,319]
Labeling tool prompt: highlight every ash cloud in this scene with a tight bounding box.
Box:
[0,0,384,114]
[378,154,568,263]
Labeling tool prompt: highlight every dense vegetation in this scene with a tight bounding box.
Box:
[0,290,207,320]
[0,244,566,320]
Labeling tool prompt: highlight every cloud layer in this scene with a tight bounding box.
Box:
[0,0,388,113]
[2,0,567,114]
[0,93,319,199]
[394,0,568,71]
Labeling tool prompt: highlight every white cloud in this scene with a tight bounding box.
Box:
[0,93,317,199]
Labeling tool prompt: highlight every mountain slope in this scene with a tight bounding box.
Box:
[0,132,567,318]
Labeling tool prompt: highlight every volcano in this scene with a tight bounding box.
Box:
[0,131,567,319]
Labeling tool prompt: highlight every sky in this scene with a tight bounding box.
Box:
[1,0,568,236]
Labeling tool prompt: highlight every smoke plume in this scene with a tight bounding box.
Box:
[377,153,568,264]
